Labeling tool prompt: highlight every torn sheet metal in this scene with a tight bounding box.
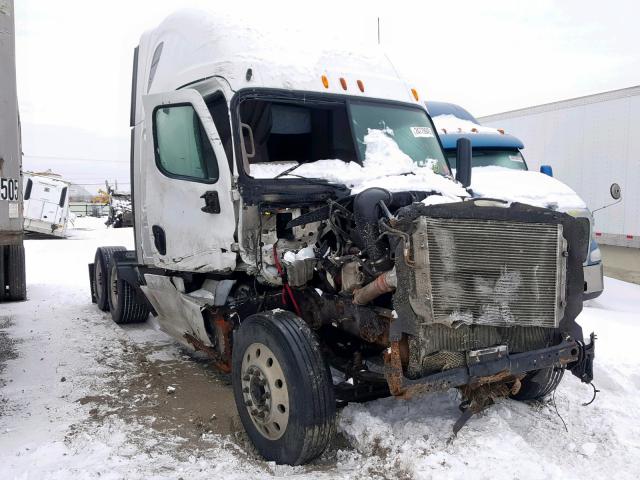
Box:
[141,274,212,347]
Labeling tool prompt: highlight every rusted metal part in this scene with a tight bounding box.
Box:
[184,332,231,373]
[357,314,390,346]
[510,376,522,396]
[352,268,397,305]
[468,370,514,388]
[384,340,406,396]
[214,313,233,365]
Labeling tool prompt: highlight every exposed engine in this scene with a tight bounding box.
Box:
[239,187,590,383]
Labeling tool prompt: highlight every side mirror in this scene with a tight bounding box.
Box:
[455,137,472,187]
[610,183,622,200]
[540,165,553,177]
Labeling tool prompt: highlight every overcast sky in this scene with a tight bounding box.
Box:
[13,0,640,189]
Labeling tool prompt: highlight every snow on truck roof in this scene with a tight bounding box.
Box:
[139,10,418,104]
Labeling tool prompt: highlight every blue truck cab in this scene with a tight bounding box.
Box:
[427,101,603,300]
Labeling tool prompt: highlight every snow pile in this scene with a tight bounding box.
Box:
[471,166,587,210]
[251,128,468,200]
[432,114,502,135]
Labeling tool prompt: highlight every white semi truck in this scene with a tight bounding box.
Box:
[0,0,26,301]
[89,11,597,465]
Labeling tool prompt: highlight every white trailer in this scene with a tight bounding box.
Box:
[23,173,71,238]
[479,85,640,249]
[0,0,26,301]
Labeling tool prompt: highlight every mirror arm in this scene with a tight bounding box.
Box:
[592,198,622,215]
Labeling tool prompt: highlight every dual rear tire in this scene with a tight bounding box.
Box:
[93,246,148,324]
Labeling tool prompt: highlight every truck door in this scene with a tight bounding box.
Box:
[140,89,236,272]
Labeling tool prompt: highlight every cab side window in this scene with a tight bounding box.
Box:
[154,104,219,182]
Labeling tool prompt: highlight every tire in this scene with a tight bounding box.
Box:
[0,244,26,302]
[6,244,26,301]
[232,310,335,465]
[107,262,149,324]
[0,246,5,302]
[93,246,126,311]
[511,367,565,401]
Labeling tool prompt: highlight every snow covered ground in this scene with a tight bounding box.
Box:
[1,217,639,479]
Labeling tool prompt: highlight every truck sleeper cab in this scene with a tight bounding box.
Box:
[89,11,596,466]
[427,101,604,300]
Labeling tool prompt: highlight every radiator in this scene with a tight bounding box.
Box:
[408,216,567,329]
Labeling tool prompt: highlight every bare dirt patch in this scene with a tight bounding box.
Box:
[76,337,243,447]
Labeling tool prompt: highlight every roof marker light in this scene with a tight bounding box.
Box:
[340,77,347,90]
[411,88,419,101]
[471,127,478,133]
[321,75,329,88]
[498,128,505,134]
[357,79,365,92]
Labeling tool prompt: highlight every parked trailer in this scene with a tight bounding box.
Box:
[23,173,71,238]
[89,10,596,465]
[479,85,640,249]
[0,0,26,301]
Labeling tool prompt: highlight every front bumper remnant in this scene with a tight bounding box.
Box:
[384,336,595,397]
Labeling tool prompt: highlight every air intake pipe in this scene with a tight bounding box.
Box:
[353,187,392,270]
[353,268,397,305]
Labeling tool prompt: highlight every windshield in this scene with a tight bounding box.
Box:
[350,102,450,176]
[446,149,527,171]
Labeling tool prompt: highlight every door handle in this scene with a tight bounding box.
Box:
[200,191,221,214]
[152,225,166,255]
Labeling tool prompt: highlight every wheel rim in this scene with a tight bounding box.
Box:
[240,342,290,440]
[109,264,118,308]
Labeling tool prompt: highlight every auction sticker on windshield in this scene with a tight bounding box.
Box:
[410,126,434,138]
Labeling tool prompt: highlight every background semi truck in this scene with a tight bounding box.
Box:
[428,101,605,299]
[0,0,26,301]
[478,86,639,253]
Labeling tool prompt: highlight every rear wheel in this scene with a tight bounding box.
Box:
[232,310,335,465]
[93,246,125,311]
[0,244,26,301]
[108,262,149,324]
[511,367,565,401]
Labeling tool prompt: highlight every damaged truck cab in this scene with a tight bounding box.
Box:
[89,11,596,465]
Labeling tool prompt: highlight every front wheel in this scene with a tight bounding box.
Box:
[231,310,335,465]
[511,367,565,401]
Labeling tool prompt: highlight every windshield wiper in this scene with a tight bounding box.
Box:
[274,163,302,179]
